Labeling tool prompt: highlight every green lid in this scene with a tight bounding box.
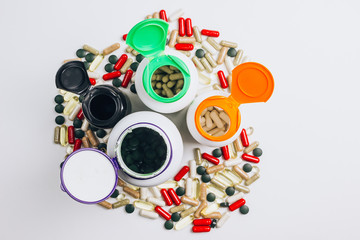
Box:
[126,19,169,58]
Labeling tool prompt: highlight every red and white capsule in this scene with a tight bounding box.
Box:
[201,29,220,37]
[168,188,181,206]
[217,70,228,89]
[202,153,220,165]
[174,166,189,181]
[160,189,173,206]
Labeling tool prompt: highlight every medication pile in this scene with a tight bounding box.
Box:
[54,9,264,232]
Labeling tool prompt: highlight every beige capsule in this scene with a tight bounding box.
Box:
[162,84,174,98]
[174,79,184,90]
[63,58,82,63]
[152,11,159,18]
[68,104,81,121]
[220,40,238,48]
[227,74,233,91]
[206,164,225,174]
[132,49,139,56]
[210,110,224,128]
[194,148,203,165]
[168,30,178,48]
[180,206,197,218]
[123,186,140,199]
[146,14,152,19]
[102,43,120,56]
[89,54,104,72]
[192,56,205,72]
[162,75,169,83]
[233,49,244,66]
[232,165,249,180]
[200,57,213,73]
[233,137,244,152]
[169,204,187,213]
[83,44,99,55]
[204,52,217,68]
[217,47,229,65]
[54,126,60,144]
[169,72,183,80]
[194,201,207,218]
[199,183,207,201]
[245,173,260,186]
[234,184,250,193]
[120,58,133,74]
[117,178,126,187]
[193,26,202,42]
[178,50,191,57]
[81,136,90,148]
[86,130,99,147]
[81,118,89,132]
[219,111,230,125]
[98,201,112,209]
[204,212,222,219]
[177,36,196,44]
[112,199,130,209]
[159,66,173,74]
[206,37,222,51]
[181,196,199,206]
[126,46,133,53]
[244,141,260,154]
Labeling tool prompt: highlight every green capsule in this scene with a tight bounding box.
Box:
[96,129,107,138]
[206,192,216,202]
[212,148,222,158]
[85,53,95,62]
[76,49,87,58]
[54,95,64,104]
[108,55,118,64]
[73,119,83,128]
[55,104,64,113]
[55,116,65,125]
[125,204,135,213]
[239,205,249,214]
[112,78,122,87]
[104,63,114,73]
[171,212,181,222]
[74,129,84,138]
[164,220,174,230]
[225,187,235,196]
[243,163,253,173]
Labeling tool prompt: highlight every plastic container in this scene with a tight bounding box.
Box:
[107,111,183,187]
[126,19,198,113]
[186,62,274,147]
[55,61,131,128]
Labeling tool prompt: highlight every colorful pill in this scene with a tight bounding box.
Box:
[114,54,128,70]
[122,34,127,41]
[185,18,193,36]
[221,145,230,160]
[121,69,133,88]
[76,109,84,120]
[229,198,246,211]
[202,153,220,165]
[73,139,82,152]
[103,71,121,81]
[193,218,212,226]
[175,43,194,51]
[201,29,220,37]
[160,189,173,206]
[174,166,190,181]
[192,226,211,232]
[89,78,96,85]
[155,206,171,220]
[168,188,181,206]
[178,17,185,36]
[159,10,168,22]
[240,128,249,147]
[68,126,75,144]
[217,70,228,89]
[241,153,260,163]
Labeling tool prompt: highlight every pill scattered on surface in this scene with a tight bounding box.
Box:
[253,148,263,157]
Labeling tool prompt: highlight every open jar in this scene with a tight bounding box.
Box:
[187,62,274,147]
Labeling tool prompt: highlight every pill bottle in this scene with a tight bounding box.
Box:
[186,62,274,147]
[55,61,131,128]
[60,148,119,204]
[126,19,198,113]
[107,111,183,187]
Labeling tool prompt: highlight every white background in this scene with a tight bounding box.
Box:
[1,0,360,239]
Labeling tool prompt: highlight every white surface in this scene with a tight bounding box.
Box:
[62,150,117,202]
[1,0,360,240]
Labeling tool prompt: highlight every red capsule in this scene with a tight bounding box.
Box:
[229,198,246,211]
[168,188,181,206]
[240,129,249,147]
[103,71,121,81]
[121,69,133,88]
[217,70,228,89]
[68,126,75,144]
[76,109,84,120]
[160,189,173,206]
[241,153,260,163]
[159,10,168,22]
[89,78,96,85]
[155,206,171,220]
[221,145,230,160]
[122,34,127,41]
[178,17,185,36]
[73,139,82,152]
[114,54,128,70]
[175,43,194,51]
[174,166,190,181]
[192,226,211,233]
[202,153,220,165]
[193,218,212,226]
[201,29,220,37]
[185,18,193,36]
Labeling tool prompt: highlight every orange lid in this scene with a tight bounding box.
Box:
[195,62,274,142]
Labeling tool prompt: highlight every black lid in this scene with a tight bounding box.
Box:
[55,61,91,95]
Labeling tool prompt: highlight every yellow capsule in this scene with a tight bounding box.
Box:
[112,199,130,209]
[157,180,178,189]
[63,96,79,115]
[245,173,260,186]
[207,184,226,198]
[228,143,238,159]
[212,175,231,189]
[175,215,194,230]
[89,54,104,72]
[83,44,99,55]
[116,193,126,201]
[201,202,219,216]
[63,91,76,102]
[60,125,68,146]
[221,169,242,185]
[126,184,140,191]
[134,200,155,211]
[54,126,60,144]
[194,148,203,165]
[192,178,200,199]
[234,184,250,194]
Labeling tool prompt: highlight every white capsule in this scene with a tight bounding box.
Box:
[185,178,192,197]
[216,212,231,228]
[189,160,196,179]
[224,158,243,167]
[81,118,89,131]
[87,71,100,79]
[197,85,213,96]
[193,26,202,43]
[225,57,235,74]
[168,9,184,22]
[201,41,217,55]
[66,145,73,155]
[149,186,161,198]
[68,104,81,121]
[146,197,166,207]
[226,192,244,204]
[140,188,148,200]
[139,209,158,219]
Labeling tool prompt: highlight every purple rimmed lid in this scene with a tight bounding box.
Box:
[60,148,119,204]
